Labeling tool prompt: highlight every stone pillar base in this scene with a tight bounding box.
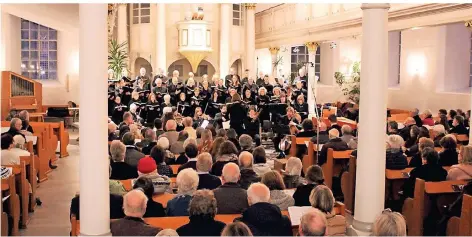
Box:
[79,231,112,236]
[346,219,373,236]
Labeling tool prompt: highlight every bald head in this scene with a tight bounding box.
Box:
[319,122,327,132]
[404,117,415,126]
[247,183,270,205]
[239,151,253,168]
[123,190,148,218]
[299,208,328,236]
[222,163,240,183]
[166,120,177,131]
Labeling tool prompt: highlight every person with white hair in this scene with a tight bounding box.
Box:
[372,209,407,236]
[110,140,138,180]
[238,151,260,189]
[283,157,306,189]
[310,122,330,145]
[234,183,292,236]
[386,135,408,170]
[421,109,435,126]
[318,129,348,166]
[11,135,31,157]
[111,190,162,236]
[1,134,20,165]
[299,208,328,236]
[433,124,446,147]
[213,163,248,214]
[167,168,199,216]
[156,228,179,237]
[159,120,179,145]
[185,77,196,99]
[196,152,221,190]
[256,86,270,121]
[340,125,355,145]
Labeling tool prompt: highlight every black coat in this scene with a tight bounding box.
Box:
[328,124,343,135]
[402,163,447,198]
[385,149,408,170]
[293,183,319,206]
[177,215,226,236]
[310,131,330,145]
[318,138,349,166]
[111,216,161,236]
[238,168,261,190]
[178,160,197,173]
[143,200,165,218]
[234,202,292,236]
[110,162,138,180]
[197,173,222,190]
[450,124,468,135]
[439,149,459,166]
[70,194,125,220]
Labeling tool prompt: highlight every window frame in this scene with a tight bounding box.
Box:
[290,45,320,81]
[132,3,151,24]
[232,4,244,26]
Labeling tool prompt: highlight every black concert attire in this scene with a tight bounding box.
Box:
[262,82,274,97]
[145,100,161,125]
[273,114,299,153]
[120,83,134,106]
[185,85,196,102]
[256,95,271,122]
[111,102,128,125]
[177,100,192,117]
[152,86,168,104]
[214,111,229,130]
[108,91,117,117]
[244,116,261,146]
[293,102,309,121]
[291,88,307,102]
[243,83,259,96]
[227,101,247,136]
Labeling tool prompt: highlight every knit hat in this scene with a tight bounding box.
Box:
[137,156,157,174]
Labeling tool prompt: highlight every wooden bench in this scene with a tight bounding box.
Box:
[322,149,352,189]
[288,136,311,158]
[402,179,469,236]
[31,121,69,158]
[170,165,179,175]
[3,162,30,228]
[341,155,356,214]
[454,134,469,145]
[1,173,20,235]
[118,178,177,208]
[388,113,410,123]
[447,194,472,236]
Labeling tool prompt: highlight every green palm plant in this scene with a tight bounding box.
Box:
[108,39,128,80]
[335,61,361,104]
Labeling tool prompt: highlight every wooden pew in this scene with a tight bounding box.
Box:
[1,174,20,236]
[1,190,8,236]
[447,194,472,236]
[170,165,179,175]
[289,136,311,158]
[118,179,177,208]
[402,179,469,236]
[31,121,69,158]
[20,154,37,212]
[322,149,352,189]
[3,163,29,228]
[388,113,409,123]
[455,134,469,145]
[341,155,356,214]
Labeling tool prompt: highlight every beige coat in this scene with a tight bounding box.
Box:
[447,164,472,180]
[325,212,347,236]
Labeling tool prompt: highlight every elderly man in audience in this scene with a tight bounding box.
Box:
[1,134,20,165]
[310,122,330,144]
[239,134,254,153]
[183,117,196,139]
[213,163,248,214]
[159,120,179,144]
[110,190,162,236]
[318,129,348,166]
[211,141,239,176]
[108,123,119,141]
[421,109,435,126]
[109,140,138,180]
[149,145,173,177]
[11,135,31,157]
[123,132,145,167]
[2,118,25,138]
[327,114,342,135]
[447,145,472,180]
[372,209,407,236]
[433,124,447,147]
[176,189,226,236]
[252,146,271,177]
[340,125,355,147]
[283,157,306,189]
[450,115,468,135]
[136,156,171,194]
[238,151,261,189]
[385,135,408,170]
[293,165,325,206]
[177,143,199,172]
[299,208,328,236]
[221,222,253,236]
[408,137,434,168]
[118,112,134,130]
[139,128,157,155]
[438,135,459,166]
[234,183,292,236]
[18,110,34,133]
[399,117,416,142]
[157,229,179,237]
[132,176,165,217]
[196,152,221,190]
[167,168,199,216]
[261,171,294,210]
[309,185,346,235]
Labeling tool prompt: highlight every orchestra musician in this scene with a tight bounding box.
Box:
[214,104,229,130]
[293,94,309,121]
[272,106,301,156]
[244,105,261,146]
[227,93,247,136]
[256,87,271,122]
[193,107,205,128]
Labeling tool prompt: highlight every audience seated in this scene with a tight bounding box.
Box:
[182,117,196,140]
[408,137,434,168]
[310,122,330,144]
[216,128,227,138]
[132,177,165,217]
[399,117,415,142]
[421,109,435,126]
[318,129,348,166]
[239,135,254,153]
[209,137,225,163]
[18,110,34,133]
[118,112,134,130]
[176,189,226,236]
[123,132,146,167]
[171,131,188,159]
[157,229,179,237]
[293,165,325,206]
[159,120,179,144]
[139,128,157,155]
[111,190,162,236]
[167,168,199,216]
[154,118,165,138]
[297,119,317,137]
[402,147,447,198]
[130,124,143,140]
[298,208,328,236]
[221,222,253,236]
[211,141,238,176]
[433,124,446,147]
[136,157,171,194]
[372,209,407,236]
[252,146,271,177]
[198,129,213,153]
[238,151,261,189]
[150,145,173,177]
[1,134,20,165]
[387,121,399,135]
[227,128,241,151]
[327,115,342,135]
[340,125,355,148]
[261,171,294,210]
[450,115,468,135]
[385,135,408,170]
[119,125,130,141]
[178,143,199,172]
[196,152,221,190]
[437,114,451,132]
[447,145,472,180]
[438,135,458,166]
[283,157,306,189]
[109,166,127,196]
[108,123,119,141]
[70,193,124,221]
[234,183,292,236]
[213,163,248,214]
[404,125,419,149]
[110,140,139,180]
[309,185,346,236]
[2,118,25,139]
[11,135,31,157]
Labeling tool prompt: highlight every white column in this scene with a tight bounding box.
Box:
[156,3,166,73]
[305,42,319,119]
[79,4,110,236]
[219,3,231,79]
[245,4,256,76]
[347,3,390,236]
[269,47,279,78]
[467,21,472,144]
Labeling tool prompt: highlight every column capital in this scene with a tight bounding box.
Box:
[305,42,320,54]
[361,3,390,10]
[269,47,280,55]
[465,20,472,31]
[243,3,257,10]
[117,3,127,6]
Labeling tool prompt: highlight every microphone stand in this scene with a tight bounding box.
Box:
[256,57,259,79]
[304,61,322,163]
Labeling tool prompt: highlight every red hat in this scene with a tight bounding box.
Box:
[137,156,157,174]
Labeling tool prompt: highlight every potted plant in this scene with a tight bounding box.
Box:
[108,39,129,80]
[335,61,361,104]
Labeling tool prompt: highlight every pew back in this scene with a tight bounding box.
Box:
[322,149,352,189]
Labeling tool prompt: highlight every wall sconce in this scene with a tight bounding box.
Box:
[407,54,426,76]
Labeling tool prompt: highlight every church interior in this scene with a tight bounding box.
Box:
[0,2,471,236]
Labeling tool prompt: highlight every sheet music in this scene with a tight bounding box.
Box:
[222,121,230,130]
[2,195,10,203]
[200,120,209,129]
[1,127,8,133]
[288,206,313,226]
[25,136,37,145]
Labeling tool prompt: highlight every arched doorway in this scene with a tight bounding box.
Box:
[230,59,243,76]
[168,59,216,83]
[134,57,153,78]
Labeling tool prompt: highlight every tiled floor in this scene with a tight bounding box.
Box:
[20,131,79,236]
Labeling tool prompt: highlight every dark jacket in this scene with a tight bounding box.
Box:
[399,125,412,142]
[178,160,197,173]
[293,183,319,206]
[70,194,125,220]
[108,132,119,142]
[318,138,349,166]
[143,200,166,218]
[283,175,305,189]
[213,182,248,214]
[167,194,192,216]
[110,161,139,180]
[434,134,445,147]
[177,215,226,236]
[239,168,261,190]
[310,131,330,145]
[197,173,222,190]
[328,124,342,135]
[141,141,157,155]
[157,163,174,177]
[296,130,317,138]
[234,202,292,236]
[125,146,146,168]
[439,149,459,167]
[408,153,422,168]
[450,124,468,135]
[402,163,447,198]
[111,216,162,236]
[385,149,408,170]
[211,160,238,177]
